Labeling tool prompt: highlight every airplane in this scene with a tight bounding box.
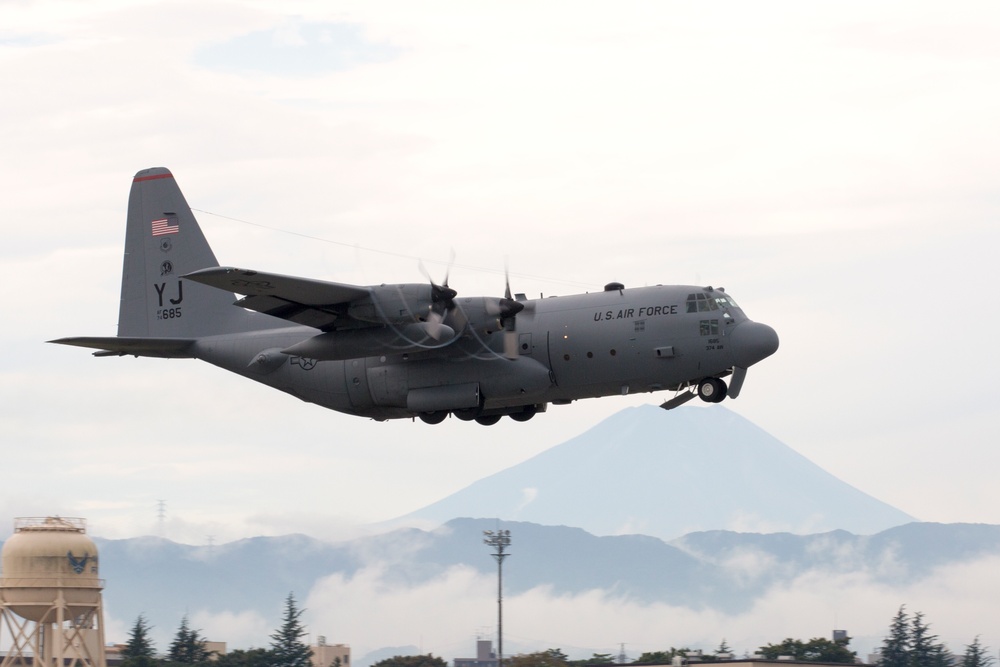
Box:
[51,167,779,425]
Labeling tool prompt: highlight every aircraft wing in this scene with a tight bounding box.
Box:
[49,337,197,358]
[184,266,372,331]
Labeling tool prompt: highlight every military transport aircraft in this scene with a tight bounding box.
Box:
[51,168,779,425]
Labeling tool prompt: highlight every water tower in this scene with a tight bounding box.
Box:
[0,517,107,667]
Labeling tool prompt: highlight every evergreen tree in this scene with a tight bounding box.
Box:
[167,615,210,664]
[758,638,855,664]
[910,612,947,667]
[962,637,995,667]
[214,648,275,667]
[122,614,157,667]
[879,606,911,667]
[371,655,448,667]
[270,593,313,667]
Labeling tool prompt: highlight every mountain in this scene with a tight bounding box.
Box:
[75,519,1000,657]
[391,405,915,539]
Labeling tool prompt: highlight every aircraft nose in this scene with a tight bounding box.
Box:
[730,321,779,367]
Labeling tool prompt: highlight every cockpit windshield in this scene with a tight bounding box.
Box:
[685,291,740,313]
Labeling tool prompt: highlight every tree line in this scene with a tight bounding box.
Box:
[121,593,315,667]
[374,607,995,667]
[122,602,994,667]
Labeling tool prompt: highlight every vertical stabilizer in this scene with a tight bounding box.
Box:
[118,168,257,338]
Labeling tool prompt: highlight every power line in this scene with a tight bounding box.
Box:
[191,208,597,291]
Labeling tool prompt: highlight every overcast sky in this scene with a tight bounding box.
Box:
[2,0,1000,655]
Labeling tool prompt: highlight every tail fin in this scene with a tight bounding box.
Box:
[118,167,257,338]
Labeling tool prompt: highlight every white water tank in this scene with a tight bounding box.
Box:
[0,517,103,622]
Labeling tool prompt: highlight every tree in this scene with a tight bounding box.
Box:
[715,640,732,656]
[879,606,911,667]
[121,614,157,667]
[370,655,449,667]
[506,650,571,667]
[574,654,615,665]
[634,649,691,664]
[270,593,313,667]
[909,613,947,667]
[167,615,210,664]
[962,637,995,667]
[214,649,275,667]
[758,638,855,663]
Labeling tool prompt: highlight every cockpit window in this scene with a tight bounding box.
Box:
[686,293,719,313]
[687,292,740,313]
[716,295,739,309]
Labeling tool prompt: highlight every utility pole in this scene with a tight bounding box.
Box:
[483,528,511,667]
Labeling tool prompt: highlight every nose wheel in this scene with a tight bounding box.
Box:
[698,377,728,403]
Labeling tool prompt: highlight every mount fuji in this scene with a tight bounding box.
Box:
[391,404,914,539]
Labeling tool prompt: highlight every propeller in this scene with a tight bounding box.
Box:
[419,254,457,341]
[489,263,525,359]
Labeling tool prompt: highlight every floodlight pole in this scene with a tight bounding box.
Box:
[483,529,511,667]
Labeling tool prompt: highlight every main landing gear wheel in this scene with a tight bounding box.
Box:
[698,377,728,403]
[475,415,502,426]
[453,408,480,421]
[418,411,448,425]
[508,405,538,422]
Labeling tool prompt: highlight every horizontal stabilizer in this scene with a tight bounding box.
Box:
[49,337,196,359]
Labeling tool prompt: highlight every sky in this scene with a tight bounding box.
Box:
[2,0,999,656]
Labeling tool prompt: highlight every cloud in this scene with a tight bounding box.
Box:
[300,555,1000,662]
[195,19,400,75]
[191,609,272,650]
[515,488,538,513]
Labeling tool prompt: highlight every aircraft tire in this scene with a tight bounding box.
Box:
[419,411,448,425]
[453,408,480,421]
[509,406,537,422]
[698,377,728,403]
[475,415,502,426]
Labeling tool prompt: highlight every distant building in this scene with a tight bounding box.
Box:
[454,640,498,667]
[312,635,351,667]
[204,641,227,660]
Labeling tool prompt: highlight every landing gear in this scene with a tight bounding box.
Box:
[418,411,448,425]
[698,377,728,403]
[508,405,538,422]
[453,407,480,421]
[416,403,541,424]
[475,415,502,426]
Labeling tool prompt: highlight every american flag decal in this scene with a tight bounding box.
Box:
[151,218,179,236]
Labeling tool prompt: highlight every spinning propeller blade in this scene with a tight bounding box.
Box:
[419,254,457,340]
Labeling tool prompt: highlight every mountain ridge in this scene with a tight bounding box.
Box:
[390,405,915,539]
[63,519,1000,660]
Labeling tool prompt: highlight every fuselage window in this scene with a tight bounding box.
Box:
[700,319,719,336]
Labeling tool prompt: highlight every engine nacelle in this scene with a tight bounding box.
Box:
[450,296,522,334]
[348,284,436,325]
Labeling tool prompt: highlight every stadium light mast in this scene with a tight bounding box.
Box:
[483,528,511,667]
